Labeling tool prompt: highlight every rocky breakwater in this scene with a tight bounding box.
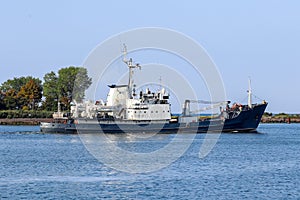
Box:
[261,113,300,123]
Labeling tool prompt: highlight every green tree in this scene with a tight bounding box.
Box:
[0,76,40,92]
[0,76,42,110]
[0,91,5,109]
[42,71,58,111]
[18,79,43,110]
[58,66,92,110]
[73,67,92,102]
[3,89,18,109]
[42,67,92,111]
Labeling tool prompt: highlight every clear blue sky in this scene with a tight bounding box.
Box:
[0,0,299,113]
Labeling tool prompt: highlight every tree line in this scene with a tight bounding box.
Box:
[0,66,92,112]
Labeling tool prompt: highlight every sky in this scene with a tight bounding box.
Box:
[0,0,299,113]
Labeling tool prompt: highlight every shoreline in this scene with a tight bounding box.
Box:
[261,116,300,123]
[0,116,300,125]
[0,118,53,125]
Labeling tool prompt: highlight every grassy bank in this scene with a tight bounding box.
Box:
[0,118,53,125]
[0,110,53,119]
[0,110,54,125]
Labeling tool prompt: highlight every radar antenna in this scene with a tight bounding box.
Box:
[122,44,141,98]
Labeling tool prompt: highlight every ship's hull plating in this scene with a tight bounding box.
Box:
[40,103,267,134]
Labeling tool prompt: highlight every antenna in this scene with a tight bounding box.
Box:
[247,77,252,108]
[122,44,128,64]
[122,44,142,98]
[159,76,162,90]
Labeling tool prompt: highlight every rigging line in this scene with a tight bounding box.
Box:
[188,100,228,104]
[252,93,264,101]
[240,96,248,104]
[239,93,263,103]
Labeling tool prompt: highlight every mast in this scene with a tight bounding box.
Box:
[57,100,61,114]
[248,78,252,108]
[122,44,141,98]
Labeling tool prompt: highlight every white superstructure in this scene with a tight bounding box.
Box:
[71,45,171,122]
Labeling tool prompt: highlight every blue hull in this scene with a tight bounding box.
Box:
[222,103,267,132]
[71,103,267,134]
[192,103,267,133]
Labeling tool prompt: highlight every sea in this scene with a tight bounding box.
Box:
[0,124,299,199]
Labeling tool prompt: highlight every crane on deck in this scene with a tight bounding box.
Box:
[182,100,230,117]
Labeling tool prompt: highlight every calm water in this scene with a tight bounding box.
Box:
[0,124,299,199]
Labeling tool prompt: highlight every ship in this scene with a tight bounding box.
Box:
[40,45,267,134]
[40,101,75,133]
